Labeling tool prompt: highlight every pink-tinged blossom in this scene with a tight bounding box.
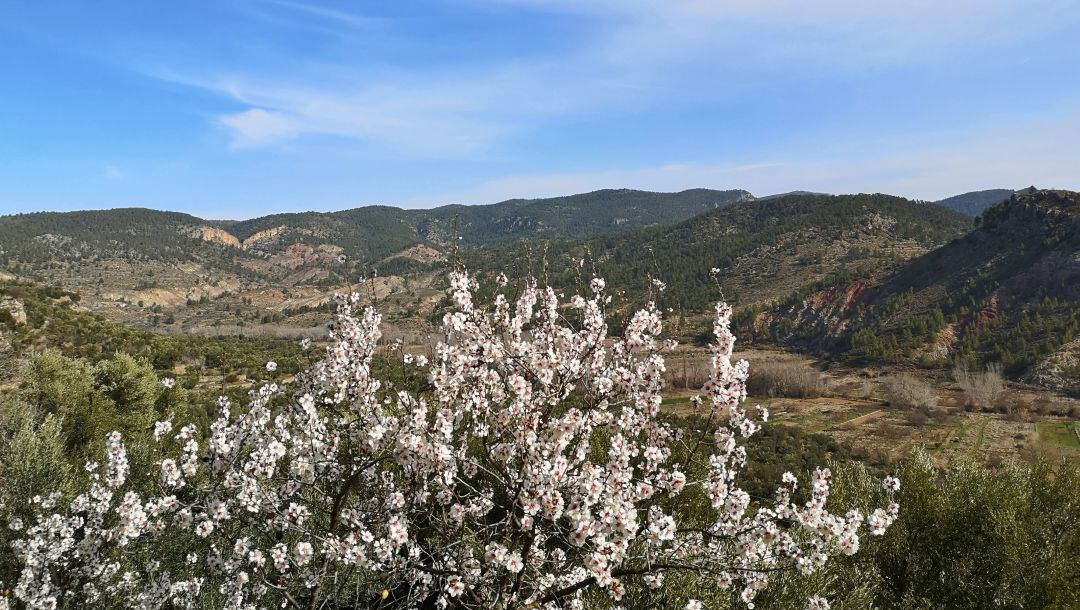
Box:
[9,270,898,610]
[153,419,173,441]
[883,475,901,492]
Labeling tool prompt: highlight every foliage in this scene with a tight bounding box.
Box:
[0,404,74,588]
[837,451,1080,609]
[15,349,188,466]
[933,189,1014,217]
[719,452,1080,609]
[3,273,898,609]
[466,193,971,313]
[750,189,1080,381]
[0,281,311,379]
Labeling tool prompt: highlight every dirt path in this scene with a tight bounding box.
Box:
[824,409,884,430]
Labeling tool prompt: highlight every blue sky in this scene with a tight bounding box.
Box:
[1,0,1079,218]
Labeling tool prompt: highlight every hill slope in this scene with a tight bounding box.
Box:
[750,189,1080,390]
[468,193,973,312]
[0,188,752,271]
[0,189,752,330]
[934,189,1016,217]
[428,188,751,245]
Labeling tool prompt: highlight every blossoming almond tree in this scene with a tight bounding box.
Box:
[9,271,898,610]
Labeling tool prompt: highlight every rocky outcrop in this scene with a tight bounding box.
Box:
[758,280,869,347]
[922,323,959,360]
[191,226,242,248]
[0,296,27,325]
[383,244,446,264]
[1027,339,1080,394]
[242,226,290,249]
[269,243,345,270]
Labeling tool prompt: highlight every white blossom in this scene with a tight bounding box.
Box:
[8,270,898,610]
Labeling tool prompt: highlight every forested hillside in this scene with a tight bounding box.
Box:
[467,193,972,312]
[7,186,1077,394]
[0,188,751,271]
[429,188,751,244]
[0,188,753,330]
[934,188,1015,217]
[749,189,1080,390]
[0,208,236,266]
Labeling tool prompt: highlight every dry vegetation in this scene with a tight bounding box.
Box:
[883,373,938,411]
[746,359,827,398]
[662,349,1080,468]
[955,363,1006,410]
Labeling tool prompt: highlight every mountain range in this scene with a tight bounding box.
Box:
[0,186,1010,273]
[1,185,1074,392]
[0,188,753,269]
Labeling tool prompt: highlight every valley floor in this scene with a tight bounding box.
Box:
[662,347,1080,467]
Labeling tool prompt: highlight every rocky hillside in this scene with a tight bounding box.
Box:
[0,189,750,271]
[0,188,750,330]
[749,189,1080,391]
[468,193,973,312]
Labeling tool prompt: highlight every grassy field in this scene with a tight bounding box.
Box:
[1037,421,1080,449]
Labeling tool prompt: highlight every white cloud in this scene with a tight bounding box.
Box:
[219,108,302,148]
[483,0,1077,68]
[167,0,1077,156]
[207,76,518,155]
[104,165,124,180]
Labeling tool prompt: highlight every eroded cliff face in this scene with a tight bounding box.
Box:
[190,226,242,249]
[241,226,292,250]
[267,243,345,270]
[749,280,870,350]
[383,244,447,264]
[187,225,311,252]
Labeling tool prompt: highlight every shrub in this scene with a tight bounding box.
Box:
[729,451,1080,608]
[4,274,900,610]
[904,409,930,427]
[883,373,938,411]
[1000,391,1033,421]
[955,362,1005,410]
[848,451,1080,608]
[0,402,74,585]
[746,359,827,398]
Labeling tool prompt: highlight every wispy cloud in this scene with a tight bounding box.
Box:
[103,165,124,180]
[201,74,520,155]
[161,0,1077,157]
[481,0,1077,68]
[261,0,383,30]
